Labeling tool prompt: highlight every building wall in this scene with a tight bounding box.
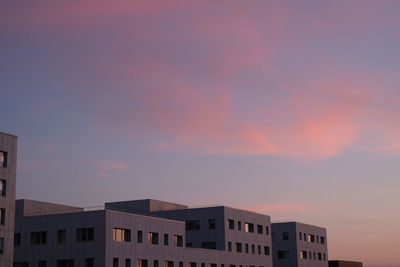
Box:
[0,132,17,266]
[329,260,363,267]
[272,222,328,267]
[14,210,106,267]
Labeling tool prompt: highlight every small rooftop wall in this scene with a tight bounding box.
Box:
[15,199,83,217]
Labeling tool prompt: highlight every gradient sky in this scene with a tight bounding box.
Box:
[1,1,400,266]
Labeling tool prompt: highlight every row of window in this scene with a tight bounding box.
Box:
[277,250,326,261]
[300,250,326,261]
[227,219,269,235]
[14,228,94,246]
[186,219,215,231]
[14,259,90,267]
[299,232,325,244]
[113,228,183,247]
[227,241,270,255]
[0,151,7,168]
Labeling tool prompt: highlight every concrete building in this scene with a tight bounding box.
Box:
[328,260,362,267]
[0,132,17,266]
[14,199,273,267]
[271,222,328,267]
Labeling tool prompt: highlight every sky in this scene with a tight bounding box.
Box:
[1,1,400,266]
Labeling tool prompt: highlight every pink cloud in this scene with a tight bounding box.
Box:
[92,160,127,171]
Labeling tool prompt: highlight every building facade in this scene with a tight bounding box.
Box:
[271,222,328,267]
[14,199,273,267]
[0,132,17,266]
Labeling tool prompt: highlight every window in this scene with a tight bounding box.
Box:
[257,225,263,234]
[137,259,148,267]
[0,208,5,225]
[300,251,307,259]
[271,233,276,241]
[0,151,7,168]
[137,230,143,243]
[164,233,169,246]
[307,234,315,242]
[265,226,269,235]
[277,250,290,259]
[227,241,232,251]
[39,261,47,267]
[154,260,159,267]
[173,235,183,247]
[228,219,234,229]
[0,237,4,254]
[320,236,325,244]
[313,252,316,260]
[57,259,74,267]
[235,242,242,253]
[208,219,216,229]
[245,243,249,253]
[303,233,306,241]
[323,253,326,261]
[148,232,159,244]
[309,251,312,259]
[113,258,119,267]
[209,264,217,267]
[125,259,131,267]
[188,263,196,267]
[264,246,270,255]
[317,252,322,260]
[251,244,255,254]
[316,235,319,243]
[57,229,66,244]
[282,232,289,240]
[201,242,216,249]
[186,242,193,247]
[238,221,241,231]
[76,228,94,242]
[186,220,200,231]
[299,232,302,240]
[164,261,174,267]
[31,231,47,245]
[14,233,21,246]
[179,262,183,267]
[113,228,131,242]
[244,223,254,233]
[85,258,94,267]
[14,263,29,267]
[258,245,261,255]
[0,180,6,196]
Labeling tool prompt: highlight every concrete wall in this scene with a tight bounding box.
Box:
[15,199,83,217]
[0,132,17,266]
[329,260,363,267]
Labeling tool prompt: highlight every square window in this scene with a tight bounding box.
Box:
[137,259,148,267]
[282,232,289,240]
[76,228,94,242]
[244,223,254,233]
[257,225,263,234]
[85,258,94,267]
[277,250,289,259]
[148,232,159,244]
[236,242,242,253]
[228,219,235,230]
[173,235,183,247]
[208,219,216,229]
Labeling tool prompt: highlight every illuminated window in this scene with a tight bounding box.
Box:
[137,259,148,267]
[173,235,183,247]
[148,232,158,244]
[300,251,307,259]
[0,151,7,168]
[113,228,131,242]
[244,223,254,233]
[164,261,174,267]
[0,180,6,196]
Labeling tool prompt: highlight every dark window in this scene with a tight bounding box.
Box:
[57,259,74,267]
[137,259,148,267]
[258,245,261,255]
[0,180,6,196]
[201,242,216,249]
[188,263,196,267]
[13,262,29,267]
[299,232,302,240]
[208,219,216,229]
[238,221,242,231]
[228,241,232,251]
[164,261,174,267]
[228,219,234,229]
[173,235,183,247]
[164,234,169,246]
[323,253,326,261]
[125,259,131,267]
[251,244,255,254]
[271,233,276,241]
[264,246,270,255]
[0,237,3,254]
[309,251,312,259]
[31,231,47,245]
[154,260,159,267]
[186,220,200,231]
[209,264,217,267]
[245,243,249,253]
[318,252,322,260]
[201,263,205,267]
[300,251,307,259]
[0,208,5,225]
[148,232,159,244]
[76,228,94,242]
[265,226,269,235]
[257,225,263,234]
[14,233,21,246]
[314,252,316,260]
[85,258,94,267]
[0,151,8,168]
[320,236,325,244]
[316,235,320,243]
[303,233,306,241]
[244,223,254,233]
[39,261,47,267]
[113,258,119,267]
[57,229,66,244]
[186,242,193,247]
[282,232,289,240]
[137,231,143,243]
[113,228,131,242]
[179,262,183,267]
[277,250,290,259]
[235,242,242,253]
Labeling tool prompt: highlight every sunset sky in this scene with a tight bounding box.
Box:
[1,1,400,266]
